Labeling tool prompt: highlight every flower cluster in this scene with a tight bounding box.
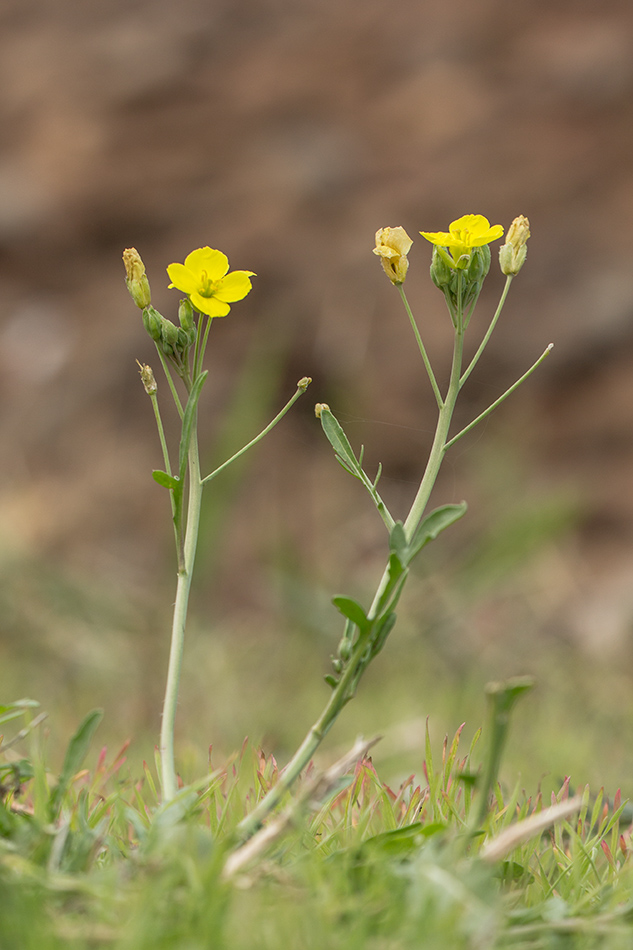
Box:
[373,214,530,292]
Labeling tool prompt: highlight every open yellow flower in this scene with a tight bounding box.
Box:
[167,247,255,317]
[420,215,504,266]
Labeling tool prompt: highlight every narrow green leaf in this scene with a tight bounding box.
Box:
[152,470,180,491]
[320,408,361,476]
[49,709,103,817]
[408,502,467,562]
[332,595,369,633]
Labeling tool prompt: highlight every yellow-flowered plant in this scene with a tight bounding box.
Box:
[123,246,309,802]
[167,246,256,317]
[237,213,551,842]
[420,213,504,267]
[123,216,548,842]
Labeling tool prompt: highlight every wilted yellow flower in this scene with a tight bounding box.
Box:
[123,247,151,309]
[420,215,504,267]
[373,227,413,284]
[499,215,530,275]
[167,247,255,317]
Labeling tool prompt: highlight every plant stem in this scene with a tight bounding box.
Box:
[159,419,203,802]
[445,344,553,451]
[237,323,467,839]
[201,379,311,486]
[460,275,513,388]
[402,326,464,541]
[236,625,373,839]
[398,285,443,409]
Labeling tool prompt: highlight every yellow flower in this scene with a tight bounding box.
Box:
[420,214,504,267]
[373,226,413,284]
[167,247,255,317]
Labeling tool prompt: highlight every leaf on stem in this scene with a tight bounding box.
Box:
[332,596,370,634]
[408,502,467,563]
[152,470,180,491]
[320,407,362,477]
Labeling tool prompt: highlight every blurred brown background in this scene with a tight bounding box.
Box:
[1,0,633,790]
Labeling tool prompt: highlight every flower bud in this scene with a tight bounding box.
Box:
[123,248,151,309]
[178,297,194,332]
[373,227,413,285]
[429,246,454,289]
[142,306,164,342]
[462,244,491,306]
[161,318,179,351]
[499,215,530,275]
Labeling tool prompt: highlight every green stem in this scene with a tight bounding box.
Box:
[236,625,372,839]
[149,391,181,556]
[460,275,513,388]
[398,285,443,409]
[445,344,553,451]
[155,347,185,419]
[201,379,311,486]
[402,326,464,541]
[237,322,467,840]
[159,421,203,802]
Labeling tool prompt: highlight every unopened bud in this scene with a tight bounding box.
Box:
[297,376,312,392]
[136,360,157,395]
[161,319,179,350]
[315,403,330,418]
[123,248,151,309]
[178,297,194,332]
[373,227,413,285]
[429,246,454,289]
[499,215,530,276]
[142,306,164,342]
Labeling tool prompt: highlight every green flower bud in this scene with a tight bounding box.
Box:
[465,244,491,287]
[178,297,194,332]
[430,246,454,289]
[123,248,152,309]
[176,327,190,350]
[142,306,163,342]
[161,319,179,350]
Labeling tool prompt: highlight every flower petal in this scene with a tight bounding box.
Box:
[419,230,453,246]
[166,262,199,294]
[184,247,229,281]
[213,271,256,303]
[189,291,231,317]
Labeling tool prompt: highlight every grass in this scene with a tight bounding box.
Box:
[1,694,632,950]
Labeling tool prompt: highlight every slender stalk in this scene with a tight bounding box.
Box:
[445,344,553,451]
[398,286,443,409]
[201,379,311,486]
[460,275,513,388]
[155,347,184,419]
[159,422,203,801]
[402,326,464,541]
[238,320,468,839]
[236,623,374,838]
[149,390,181,557]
